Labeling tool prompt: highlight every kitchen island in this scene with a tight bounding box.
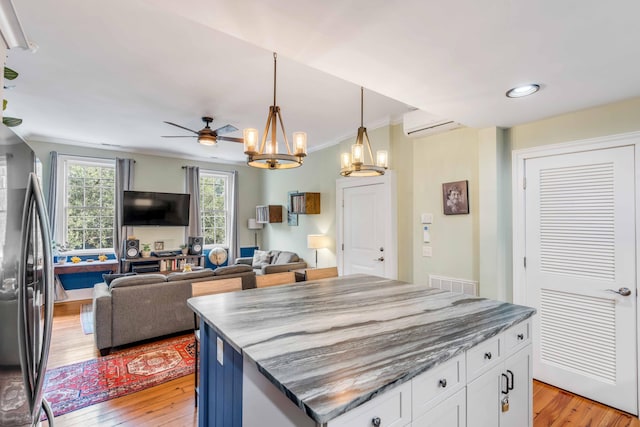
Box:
[188,274,536,427]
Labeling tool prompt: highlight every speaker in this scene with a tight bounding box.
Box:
[125,239,140,259]
[188,236,203,255]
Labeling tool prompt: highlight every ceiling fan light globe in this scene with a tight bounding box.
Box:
[198,134,216,145]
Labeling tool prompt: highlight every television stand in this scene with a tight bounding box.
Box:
[121,254,205,274]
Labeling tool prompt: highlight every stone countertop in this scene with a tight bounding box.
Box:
[188,274,536,424]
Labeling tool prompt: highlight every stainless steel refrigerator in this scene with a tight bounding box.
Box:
[0,128,55,426]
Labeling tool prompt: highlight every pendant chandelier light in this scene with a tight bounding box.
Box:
[243,52,307,169]
[340,87,388,177]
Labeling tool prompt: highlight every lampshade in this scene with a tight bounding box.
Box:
[248,218,263,230]
[307,234,327,249]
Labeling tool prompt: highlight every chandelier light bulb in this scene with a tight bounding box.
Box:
[243,128,258,154]
[351,144,364,165]
[293,132,307,155]
[376,150,388,168]
[341,152,351,169]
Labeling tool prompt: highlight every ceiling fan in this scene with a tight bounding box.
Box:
[162,116,243,146]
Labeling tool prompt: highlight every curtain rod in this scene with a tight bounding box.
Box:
[56,153,136,163]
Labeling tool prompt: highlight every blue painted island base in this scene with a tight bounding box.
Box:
[199,323,243,427]
[199,322,317,427]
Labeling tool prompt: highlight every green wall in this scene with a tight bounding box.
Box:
[27,140,263,252]
[27,95,640,296]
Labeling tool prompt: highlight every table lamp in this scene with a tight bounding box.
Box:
[307,234,327,268]
[248,218,263,248]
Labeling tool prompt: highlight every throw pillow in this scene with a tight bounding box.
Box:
[102,272,136,286]
[252,250,271,268]
[274,251,299,264]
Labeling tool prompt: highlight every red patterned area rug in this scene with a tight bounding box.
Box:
[42,334,195,418]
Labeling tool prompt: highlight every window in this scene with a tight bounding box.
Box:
[57,156,115,251]
[199,171,230,246]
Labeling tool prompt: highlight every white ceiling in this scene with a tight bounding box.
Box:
[5,0,640,163]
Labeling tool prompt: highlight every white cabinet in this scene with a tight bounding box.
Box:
[467,344,532,427]
[327,381,411,427]
[412,353,466,419]
[412,388,466,427]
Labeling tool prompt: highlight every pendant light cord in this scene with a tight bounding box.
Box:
[273,52,277,106]
[360,86,364,127]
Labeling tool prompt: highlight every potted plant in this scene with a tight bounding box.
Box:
[180,244,188,255]
[141,243,152,258]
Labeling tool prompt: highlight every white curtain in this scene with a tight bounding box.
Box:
[184,166,201,243]
[114,158,135,266]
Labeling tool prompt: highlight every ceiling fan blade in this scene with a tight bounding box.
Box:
[163,121,198,134]
[217,136,244,143]
[161,135,197,138]
[213,124,238,135]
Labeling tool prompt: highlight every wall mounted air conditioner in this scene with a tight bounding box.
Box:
[403,109,462,138]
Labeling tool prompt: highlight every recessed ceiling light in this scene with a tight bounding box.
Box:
[506,84,540,98]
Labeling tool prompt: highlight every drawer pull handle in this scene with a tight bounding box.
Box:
[517,333,524,340]
[484,351,492,360]
[438,378,447,388]
[372,416,381,427]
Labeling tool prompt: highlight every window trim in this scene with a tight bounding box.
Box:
[55,155,116,255]
[199,169,232,248]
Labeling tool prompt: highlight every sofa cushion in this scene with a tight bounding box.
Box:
[167,268,215,282]
[273,251,299,264]
[252,250,271,268]
[109,274,167,289]
[102,272,136,286]
[214,264,253,276]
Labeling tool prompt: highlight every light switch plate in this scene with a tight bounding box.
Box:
[217,336,224,365]
[422,246,432,257]
[421,213,433,224]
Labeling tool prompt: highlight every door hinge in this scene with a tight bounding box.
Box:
[523,177,526,190]
[341,243,344,251]
[524,257,526,268]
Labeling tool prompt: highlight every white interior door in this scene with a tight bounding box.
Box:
[524,145,637,414]
[343,183,386,276]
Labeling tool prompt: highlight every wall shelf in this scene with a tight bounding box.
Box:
[289,192,320,214]
[256,205,283,223]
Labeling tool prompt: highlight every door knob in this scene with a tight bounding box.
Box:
[606,287,632,296]
[374,256,384,262]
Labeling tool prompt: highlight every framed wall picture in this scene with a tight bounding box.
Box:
[154,241,164,251]
[442,180,469,215]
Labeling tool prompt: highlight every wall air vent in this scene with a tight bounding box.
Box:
[403,109,462,138]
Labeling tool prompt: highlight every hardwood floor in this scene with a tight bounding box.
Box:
[45,300,638,426]
[44,300,197,427]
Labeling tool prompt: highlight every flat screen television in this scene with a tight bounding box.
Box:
[122,191,190,226]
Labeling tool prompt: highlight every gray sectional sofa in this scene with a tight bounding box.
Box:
[92,265,255,355]
[235,249,307,275]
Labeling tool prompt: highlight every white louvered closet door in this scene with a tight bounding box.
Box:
[525,145,637,415]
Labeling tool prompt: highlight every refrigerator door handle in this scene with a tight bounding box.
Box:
[18,172,55,424]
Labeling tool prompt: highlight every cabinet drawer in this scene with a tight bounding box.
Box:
[466,335,502,381]
[504,319,531,353]
[328,381,411,427]
[412,354,466,419]
[412,388,466,427]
